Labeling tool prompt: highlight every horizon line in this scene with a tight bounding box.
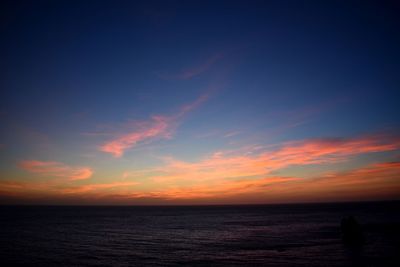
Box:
[1,199,399,207]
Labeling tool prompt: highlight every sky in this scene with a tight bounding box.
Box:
[1,0,400,205]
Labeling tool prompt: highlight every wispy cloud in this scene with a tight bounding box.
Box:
[223,131,242,138]
[5,133,400,204]
[0,180,138,202]
[139,177,298,200]
[60,181,139,194]
[18,160,93,180]
[158,53,224,80]
[149,134,400,183]
[100,93,209,157]
[264,161,400,202]
[100,115,172,157]
[59,161,400,203]
[3,161,400,204]
[140,161,400,202]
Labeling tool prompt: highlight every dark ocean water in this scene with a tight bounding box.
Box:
[0,202,399,267]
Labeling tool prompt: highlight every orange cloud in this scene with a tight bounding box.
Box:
[0,180,62,195]
[60,181,139,194]
[100,94,209,157]
[18,160,93,180]
[126,161,400,203]
[2,161,400,204]
[140,177,298,200]
[4,134,400,204]
[0,180,138,204]
[149,134,400,184]
[270,161,400,202]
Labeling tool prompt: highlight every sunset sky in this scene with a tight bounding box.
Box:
[1,0,400,204]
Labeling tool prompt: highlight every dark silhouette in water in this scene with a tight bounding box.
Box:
[341,216,364,245]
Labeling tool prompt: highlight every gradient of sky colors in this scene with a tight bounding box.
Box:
[1,0,400,205]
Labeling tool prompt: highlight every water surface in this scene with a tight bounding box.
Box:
[1,202,399,266]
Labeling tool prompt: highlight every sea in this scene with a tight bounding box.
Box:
[0,201,399,266]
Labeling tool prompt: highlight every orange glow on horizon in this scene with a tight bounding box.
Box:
[3,134,399,205]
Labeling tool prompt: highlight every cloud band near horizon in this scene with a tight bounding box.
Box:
[18,160,93,180]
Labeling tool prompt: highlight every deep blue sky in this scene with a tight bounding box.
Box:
[1,0,400,204]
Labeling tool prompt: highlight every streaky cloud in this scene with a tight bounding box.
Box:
[18,160,93,180]
[100,93,209,157]
[149,134,400,183]
[158,53,224,80]
[117,161,400,203]
[60,181,139,194]
[2,161,400,204]
[4,133,400,204]
[100,115,172,157]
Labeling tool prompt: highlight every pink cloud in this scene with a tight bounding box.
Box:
[100,93,209,157]
[100,115,172,157]
[18,160,93,180]
[262,134,400,167]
